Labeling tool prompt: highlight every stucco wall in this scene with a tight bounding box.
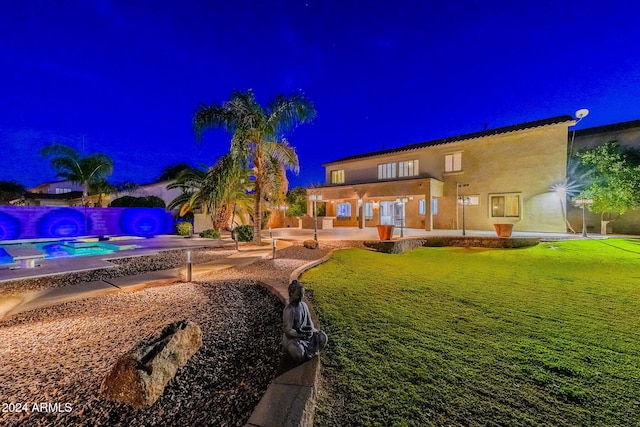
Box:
[318,123,569,233]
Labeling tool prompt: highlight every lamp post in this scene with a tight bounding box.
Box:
[309,194,322,243]
[458,195,470,236]
[456,183,469,229]
[575,197,593,238]
[395,197,408,237]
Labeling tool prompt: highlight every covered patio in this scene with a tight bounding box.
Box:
[306,178,444,231]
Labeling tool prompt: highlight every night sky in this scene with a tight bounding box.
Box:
[2,1,639,189]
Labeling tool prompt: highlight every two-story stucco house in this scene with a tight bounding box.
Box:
[310,115,575,233]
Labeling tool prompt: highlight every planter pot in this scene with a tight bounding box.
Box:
[493,223,513,238]
[377,225,395,240]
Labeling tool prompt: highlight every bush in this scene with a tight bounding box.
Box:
[199,229,220,239]
[234,224,253,242]
[110,195,166,208]
[175,222,192,236]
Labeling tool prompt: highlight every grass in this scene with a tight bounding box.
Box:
[301,239,640,426]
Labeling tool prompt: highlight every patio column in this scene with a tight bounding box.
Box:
[425,188,433,231]
[359,198,364,229]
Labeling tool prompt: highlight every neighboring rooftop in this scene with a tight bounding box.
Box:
[574,119,640,137]
[23,191,84,200]
[323,115,575,165]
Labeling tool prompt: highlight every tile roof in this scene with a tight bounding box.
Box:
[574,119,640,137]
[323,115,575,165]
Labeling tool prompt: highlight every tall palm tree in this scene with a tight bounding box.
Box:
[40,143,114,207]
[168,154,253,230]
[193,90,316,244]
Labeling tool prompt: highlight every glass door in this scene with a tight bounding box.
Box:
[379,201,394,225]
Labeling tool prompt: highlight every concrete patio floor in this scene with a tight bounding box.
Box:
[266,226,597,241]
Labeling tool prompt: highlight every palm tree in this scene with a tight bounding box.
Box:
[156,162,193,182]
[168,154,253,230]
[193,90,316,244]
[40,143,114,207]
[89,179,116,207]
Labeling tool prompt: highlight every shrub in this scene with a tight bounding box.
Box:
[234,224,253,242]
[175,222,192,236]
[110,195,166,208]
[199,229,221,239]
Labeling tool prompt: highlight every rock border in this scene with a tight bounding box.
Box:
[246,250,335,427]
[364,236,541,254]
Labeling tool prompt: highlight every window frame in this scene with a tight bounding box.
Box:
[364,202,373,220]
[377,162,397,180]
[444,152,463,173]
[336,202,352,219]
[398,159,419,177]
[489,193,521,218]
[330,169,345,184]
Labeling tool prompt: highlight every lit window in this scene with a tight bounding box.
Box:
[331,170,345,184]
[337,203,352,219]
[445,152,462,172]
[378,162,396,179]
[364,202,373,220]
[432,199,438,215]
[398,160,419,177]
[419,199,426,215]
[490,194,520,217]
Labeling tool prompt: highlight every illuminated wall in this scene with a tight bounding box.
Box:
[0,207,174,241]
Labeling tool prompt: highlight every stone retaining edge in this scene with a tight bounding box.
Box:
[247,248,338,427]
[364,236,541,254]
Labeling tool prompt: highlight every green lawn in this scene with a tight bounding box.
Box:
[302,239,640,426]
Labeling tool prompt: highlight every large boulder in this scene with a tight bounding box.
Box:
[303,240,319,249]
[100,320,202,408]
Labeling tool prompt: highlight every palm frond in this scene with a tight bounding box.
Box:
[266,91,316,137]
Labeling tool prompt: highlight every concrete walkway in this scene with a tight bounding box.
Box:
[0,240,291,320]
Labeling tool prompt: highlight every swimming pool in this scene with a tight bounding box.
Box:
[0,240,141,265]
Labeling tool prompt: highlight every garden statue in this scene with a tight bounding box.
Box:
[282,280,328,363]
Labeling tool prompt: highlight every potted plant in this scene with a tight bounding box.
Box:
[376,224,395,240]
[493,223,514,237]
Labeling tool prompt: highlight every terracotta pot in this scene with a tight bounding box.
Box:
[493,223,513,237]
[377,225,395,240]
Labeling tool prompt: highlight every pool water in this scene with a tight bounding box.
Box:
[0,240,141,265]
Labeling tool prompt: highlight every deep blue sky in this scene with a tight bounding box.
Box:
[2,1,639,189]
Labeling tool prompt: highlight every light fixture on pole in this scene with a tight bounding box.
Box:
[575,197,593,238]
[569,108,590,159]
[456,183,469,230]
[395,196,408,237]
[309,193,322,243]
[458,195,470,236]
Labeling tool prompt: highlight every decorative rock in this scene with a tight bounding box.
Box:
[100,320,203,408]
[303,240,319,249]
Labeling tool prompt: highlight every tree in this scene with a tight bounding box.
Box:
[156,162,193,182]
[40,143,114,206]
[285,186,308,216]
[115,181,140,194]
[89,179,116,207]
[110,195,166,208]
[0,180,26,205]
[167,155,252,230]
[193,89,316,244]
[575,141,640,234]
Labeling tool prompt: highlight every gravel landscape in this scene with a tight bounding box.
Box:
[0,248,236,297]
[0,241,363,426]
